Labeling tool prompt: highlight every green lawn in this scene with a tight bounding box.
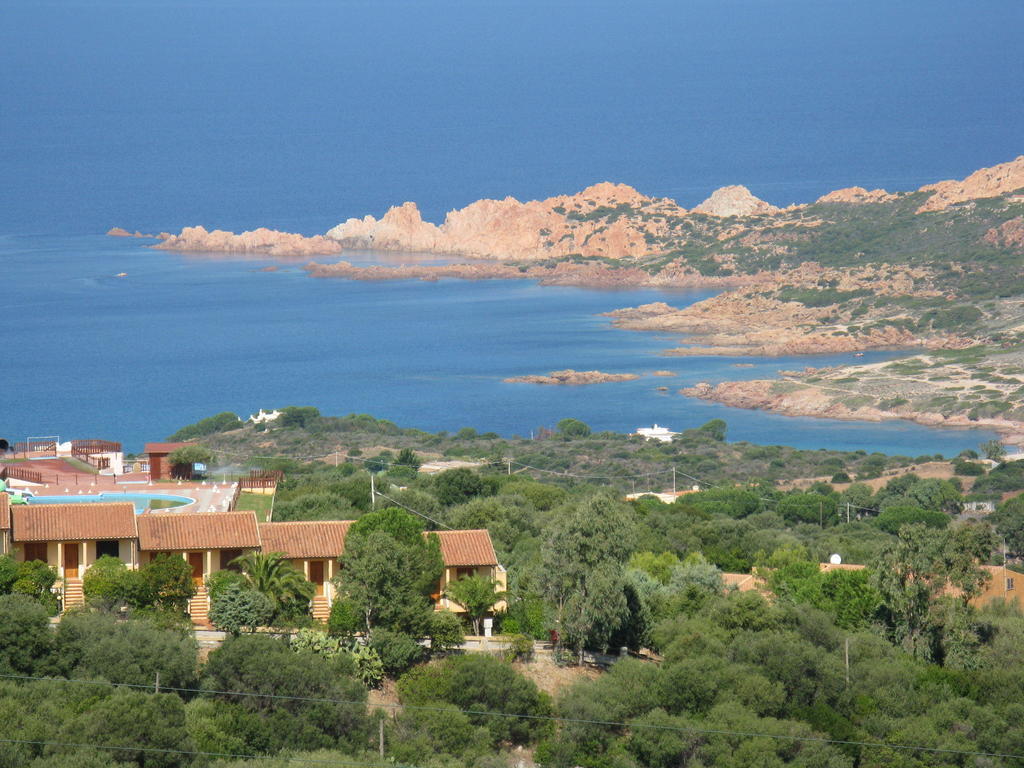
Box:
[236,491,274,521]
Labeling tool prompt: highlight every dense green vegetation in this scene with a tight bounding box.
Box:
[198,412,932,493]
[8,412,1024,766]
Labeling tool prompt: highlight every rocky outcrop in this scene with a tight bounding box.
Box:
[154,226,343,257]
[327,182,683,261]
[917,156,1024,212]
[693,186,779,216]
[983,216,1024,250]
[683,378,1024,442]
[107,227,160,238]
[503,369,640,385]
[815,187,895,204]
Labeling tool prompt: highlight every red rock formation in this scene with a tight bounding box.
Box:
[154,226,343,257]
[327,182,683,261]
[917,156,1024,212]
[693,185,779,216]
[983,217,1024,250]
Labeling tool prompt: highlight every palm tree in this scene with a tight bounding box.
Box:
[230,551,315,623]
[445,574,506,636]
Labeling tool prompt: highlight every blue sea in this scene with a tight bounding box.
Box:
[2,0,1021,454]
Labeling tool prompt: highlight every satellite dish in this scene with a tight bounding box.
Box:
[829,553,842,565]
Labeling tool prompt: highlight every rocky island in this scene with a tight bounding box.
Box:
[503,369,641,385]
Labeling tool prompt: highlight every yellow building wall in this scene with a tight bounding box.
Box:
[435,564,507,614]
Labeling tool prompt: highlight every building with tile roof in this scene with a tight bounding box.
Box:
[432,529,507,614]
[0,492,506,625]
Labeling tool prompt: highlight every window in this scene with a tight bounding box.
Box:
[1008,578,1015,591]
[23,542,48,563]
[456,567,476,580]
[220,549,243,571]
[96,540,120,559]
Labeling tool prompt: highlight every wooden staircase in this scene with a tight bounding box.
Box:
[188,586,211,627]
[312,595,330,624]
[63,578,85,610]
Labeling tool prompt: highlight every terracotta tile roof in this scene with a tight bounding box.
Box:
[144,442,192,455]
[0,493,10,530]
[818,562,867,573]
[137,511,260,551]
[12,503,136,542]
[433,529,498,567]
[259,521,352,559]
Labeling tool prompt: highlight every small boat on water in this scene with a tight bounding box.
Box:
[853,352,864,357]
[115,272,128,277]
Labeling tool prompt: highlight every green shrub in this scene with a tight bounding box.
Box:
[370,629,424,676]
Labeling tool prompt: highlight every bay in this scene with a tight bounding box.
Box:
[0,235,998,455]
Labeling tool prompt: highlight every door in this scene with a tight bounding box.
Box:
[188,552,204,587]
[309,561,325,596]
[63,543,80,578]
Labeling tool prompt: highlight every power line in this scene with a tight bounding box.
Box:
[373,491,454,530]
[1,673,1021,760]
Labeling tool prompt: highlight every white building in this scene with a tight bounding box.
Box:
[248,409,283,424]
[634,424,678,443]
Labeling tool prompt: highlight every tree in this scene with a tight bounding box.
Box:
[140,554,195,612]
[203,634,368,752]
[991,495,1024,557]
[444,575,505,635]
[427,610,465,652]
[279,406,321,429]
[556,418,591,438]
[208,583,273,636]
[230,551,315,624]
[872,523,996,662]
[697,418,727,441]
[395,447,421,470]
[0,594,52,674]
[50,612,198,689]
[168,412,242,441]
[873,505,950,534]
[982,439,1007,464]
[541,493,638,659]
[397,655,551,746]
[167,445,214,480]
[434,468,486,506]
[11,559,58,612]
[58,690,193,768]
[336,508,443,636]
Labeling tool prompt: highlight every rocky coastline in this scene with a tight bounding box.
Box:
[685,378,1024,443]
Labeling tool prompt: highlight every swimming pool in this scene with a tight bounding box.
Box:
[27,493,195,514]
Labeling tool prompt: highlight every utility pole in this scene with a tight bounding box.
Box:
[846,502,851,524]
[370,473,376,509]
[672,467,676,495]
[508,459,512,476]
[155,671,160,694]
[378,717,385,759]
[844,638,850,686]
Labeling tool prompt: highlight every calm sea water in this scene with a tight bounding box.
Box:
[0,234,999,455]
[2,0,1020,454]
